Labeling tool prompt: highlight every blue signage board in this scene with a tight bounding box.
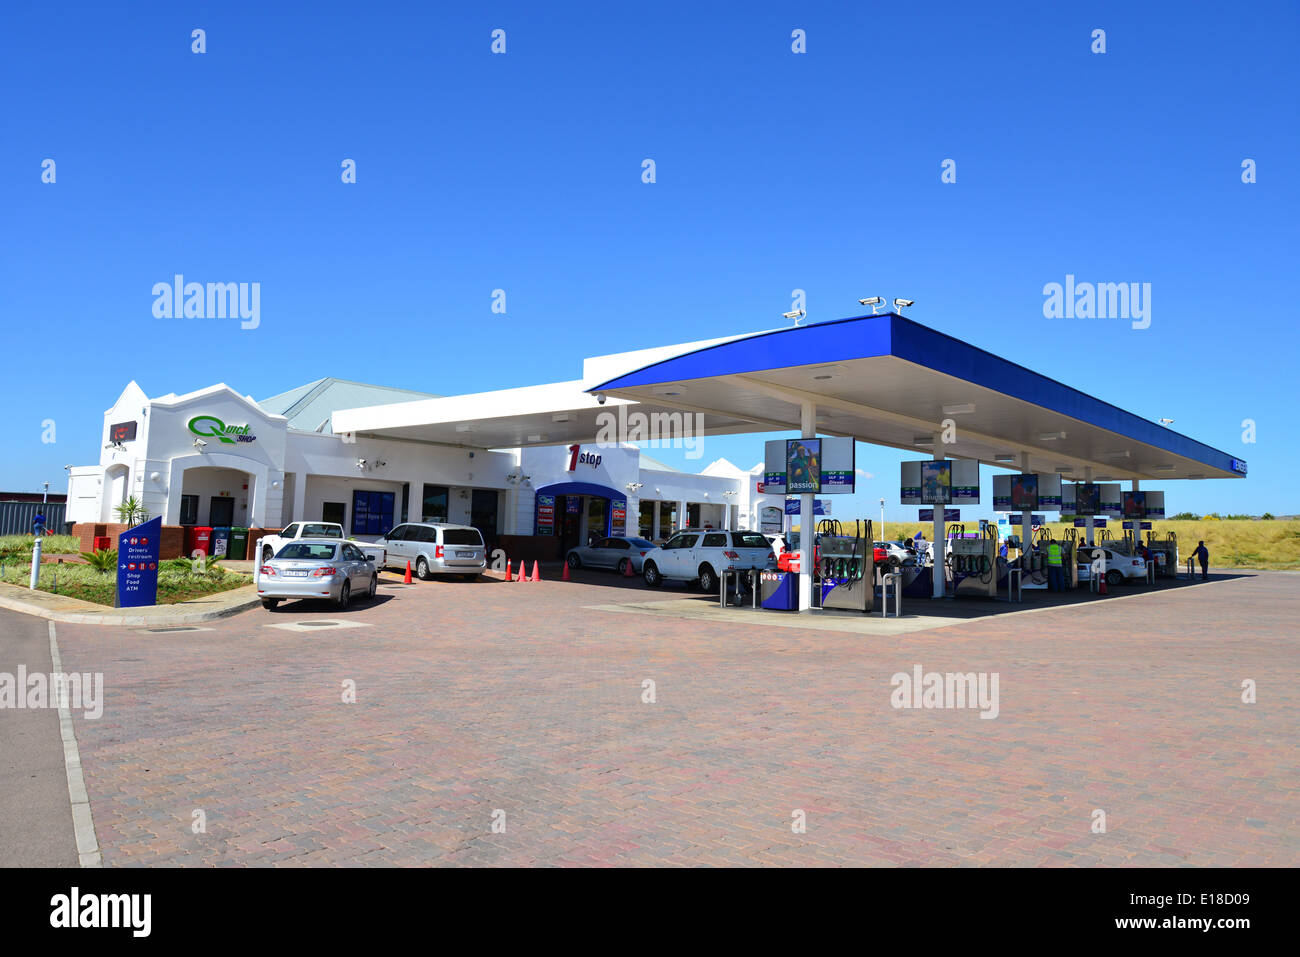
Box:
[1121,520,1154,530]
[918,508,961,522]
[784,498,827,516]
[116,516,162,608]
[1230,458,1248,475]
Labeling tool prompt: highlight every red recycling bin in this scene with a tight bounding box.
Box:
[92,536,112,551]
[185,526,213,556]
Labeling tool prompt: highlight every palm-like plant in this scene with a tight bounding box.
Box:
[79,548,118,573]
[113,495,149,527]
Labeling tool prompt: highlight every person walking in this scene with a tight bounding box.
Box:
[1046,539,1065,592]
[1190,540,1209,581]
[32,510,46,537]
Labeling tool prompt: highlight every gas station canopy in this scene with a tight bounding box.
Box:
[587,313,1245,482]
[334,313,1243,483]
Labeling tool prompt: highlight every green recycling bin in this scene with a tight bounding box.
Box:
[228,526,249,560]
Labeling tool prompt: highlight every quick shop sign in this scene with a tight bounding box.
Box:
[188,414,257,444]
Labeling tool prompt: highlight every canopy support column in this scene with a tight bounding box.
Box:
[799,400,815,612]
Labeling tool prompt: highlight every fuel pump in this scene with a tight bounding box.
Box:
[819,519,873,612]
[948,522,999,598]
[1021,527,1050,587]
[1145,530,1178,578]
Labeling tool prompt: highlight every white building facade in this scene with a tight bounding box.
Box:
[66,378,787,550]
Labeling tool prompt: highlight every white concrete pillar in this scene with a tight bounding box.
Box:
[678,499,688,532]
[1084,466,1095,545]
[292,472,307,526]
[799,400,815,612]
[1019,451,1033,560]
[932,434,946,599]
[653,501,661,539]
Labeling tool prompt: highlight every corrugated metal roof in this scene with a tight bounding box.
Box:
[258,378,441,432]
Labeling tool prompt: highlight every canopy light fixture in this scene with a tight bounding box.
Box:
[1188,473,1206,480]
[552,413,575,423]
[943,403,976,416]
[1104,450,1132,458]
[1055,467,1072,474]
[525,433,548,443]
[455,423,475,433]
[994,453,1016,463]
[1152,464,1176,472]
[913,435,935,447]
[1038,431,1067,441]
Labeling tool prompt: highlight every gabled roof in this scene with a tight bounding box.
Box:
[258,378,441,432]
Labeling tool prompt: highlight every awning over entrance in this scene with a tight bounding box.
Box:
[587,313,1244,482]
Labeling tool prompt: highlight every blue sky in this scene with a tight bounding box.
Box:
[2,1,1295,518]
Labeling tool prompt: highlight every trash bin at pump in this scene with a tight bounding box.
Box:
[185,526,213,556]
[228,527,249,560]
[210,527,231,558]
[92,536,112,551]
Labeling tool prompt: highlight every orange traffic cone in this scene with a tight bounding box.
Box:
[562,561,570,581]
[403,561,412,584]
[518,563,527,583]
[623,559,635,578]
[504,560,513,582]
[1098,575,1108,595]
[531,560,541,582]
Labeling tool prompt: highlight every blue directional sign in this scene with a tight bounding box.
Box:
[116,516,162,608]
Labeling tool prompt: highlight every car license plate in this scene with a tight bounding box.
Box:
[456,550,475,558]
[283,570,309,577]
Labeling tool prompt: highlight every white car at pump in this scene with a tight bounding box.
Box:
[1077,545,1147,586]
[641,529,777,591]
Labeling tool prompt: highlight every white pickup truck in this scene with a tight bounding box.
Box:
[256,522,386,567]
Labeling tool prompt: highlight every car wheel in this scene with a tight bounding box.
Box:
[262,545,273,562]
[616,558,630,576]
[643,561,662,588]
[887,555,901,570]
[698,565,718,593]
[336,581,351,609]
[261,599,279,610]
[567,552,581,569]
[416,557,430,581]
[367,575,378,600]
[1105,570,1123,587]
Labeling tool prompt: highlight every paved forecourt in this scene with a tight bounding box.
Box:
[43,568,1300,866]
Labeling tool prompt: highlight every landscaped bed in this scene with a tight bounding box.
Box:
[0,558,252,606]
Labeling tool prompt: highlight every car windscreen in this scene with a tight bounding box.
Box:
[302,524,342,538]
[276,543,338,561]
[442,529,482,546]
[732,532,771,549]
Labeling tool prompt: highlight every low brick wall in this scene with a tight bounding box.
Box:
[496,534,565,567]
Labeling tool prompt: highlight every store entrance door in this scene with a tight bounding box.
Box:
[209,497,235,527]
[558,496,582,556]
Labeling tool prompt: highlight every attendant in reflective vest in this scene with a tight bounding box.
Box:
[1046,541,1065,592]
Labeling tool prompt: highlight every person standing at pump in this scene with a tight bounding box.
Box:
[1046,539,1064,592]
[1191,540,1209,581]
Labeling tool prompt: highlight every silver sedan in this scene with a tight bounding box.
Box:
[565,536,656,575]
[258,539,378,610]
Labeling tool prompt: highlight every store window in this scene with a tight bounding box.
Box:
[322,501,346,526]
[638,501,655,538]
[658,504,676,540]
[179,494,199,526]
[421,484,449,523]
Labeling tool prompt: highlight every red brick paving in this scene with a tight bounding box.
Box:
[51,569,1300,866]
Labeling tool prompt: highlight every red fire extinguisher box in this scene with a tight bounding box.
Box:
[185,526,213,556]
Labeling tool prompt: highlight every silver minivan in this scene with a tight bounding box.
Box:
[380,522,487,581]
